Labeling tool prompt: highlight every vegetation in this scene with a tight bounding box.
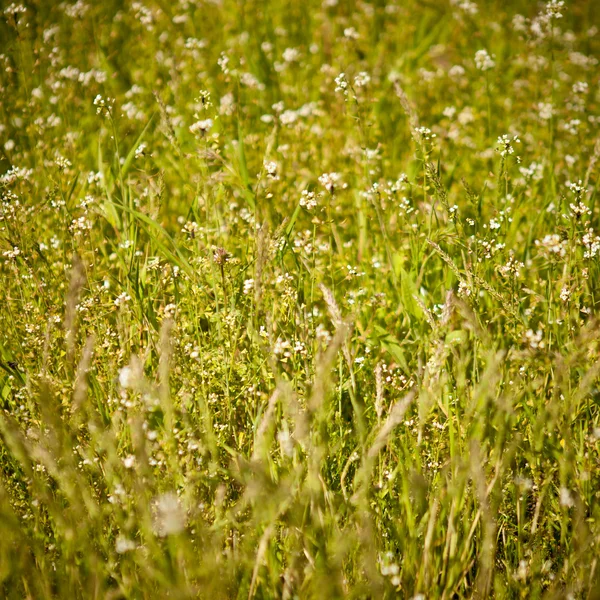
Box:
[1,0,600,597]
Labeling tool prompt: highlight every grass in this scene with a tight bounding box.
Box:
[1,0,600,597]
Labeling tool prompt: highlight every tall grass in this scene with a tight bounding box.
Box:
[1,0,600,597]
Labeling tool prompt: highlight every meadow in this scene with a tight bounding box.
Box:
[1,0,600,597]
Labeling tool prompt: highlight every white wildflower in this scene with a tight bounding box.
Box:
[497,134,520,157]
[334,73,349,96]
[559,487,574,508]
[189,118,213,136]
[264,160,279,180]
[115,536,136,554]
[318,172,343,193]
[525,329,544,349]
[114,292,131,307]
[537,102,553,120]
[545,0,565,20]
[282,47,300,63]
[300,189,318,210]
[354,71,371,88]
[475,49,495,71]
[134,142,147,158]
[152,493,186,536]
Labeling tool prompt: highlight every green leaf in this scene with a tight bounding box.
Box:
[372,326,409,372]
[236,123,256,211]
[120,113,155,180]
[284,202,302,238]
[400,268,423,319]
[445,330,467,345]
[101,200,193,276]
[98,138,120,229]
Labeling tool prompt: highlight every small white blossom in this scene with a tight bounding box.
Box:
[354,71,371,87]
[300,189,318,210]
[152,493,186,536]
[525,329,544,349]
[537,102,553,120]
[217,52,229,74]
[263,160,279,180]
[282,47,300,63]
[318,172,344,193]
[475,49,495,71]
[93,94,114,115]
[115,536,136,554]
[545,0,565,20]
[189,118,213,136]
[114,292,131,307]
[134,142,147,159]
[497,134,520,157]
[559,487,574,508]
[415,126,436,141]
[334,73,349,96]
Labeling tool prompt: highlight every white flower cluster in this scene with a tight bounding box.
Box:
[189,118,213,136]
[475,49,495,71]
[566,179,587,199]
[4,3,27,17]
[263,160,279,180]
[318,172,344,194]
[300,189,318,210]
[535,234,567,258]
[334,73,349,96]
[354,71,371,87]
[93,94,114,116]
[450,0,478,15]
[545,0,565,20]
[497,134,520,157]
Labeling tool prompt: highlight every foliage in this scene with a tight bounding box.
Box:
[1,0,600,597]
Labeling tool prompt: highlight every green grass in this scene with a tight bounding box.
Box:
[1,0,600,597]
